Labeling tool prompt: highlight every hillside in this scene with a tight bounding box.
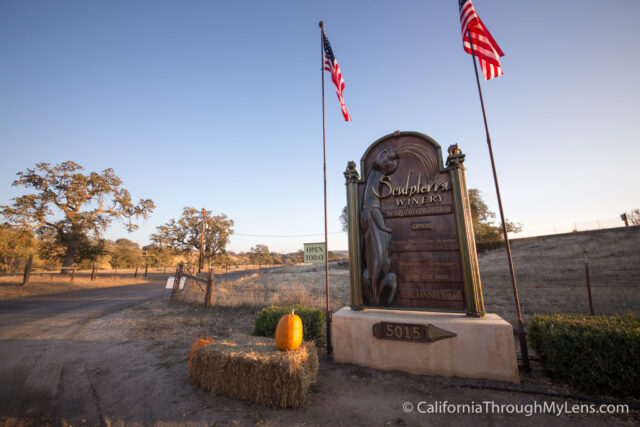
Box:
[480,226,640,325]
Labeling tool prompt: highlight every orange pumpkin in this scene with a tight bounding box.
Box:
[275,310,303,351]
[188,337,214,369]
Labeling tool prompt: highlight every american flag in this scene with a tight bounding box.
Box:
[322,32,351,122]
[459,0,504,80]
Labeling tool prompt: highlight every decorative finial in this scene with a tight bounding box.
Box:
[446,144,465,169]
[344,161,360,182]
[319,21,324,29]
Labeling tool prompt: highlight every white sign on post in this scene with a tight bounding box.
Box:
[303,242,326,264]
[165,276,186,289]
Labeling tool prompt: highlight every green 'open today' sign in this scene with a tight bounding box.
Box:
[303,242,326,264]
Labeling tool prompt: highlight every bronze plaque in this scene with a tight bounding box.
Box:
[356,132,466,310]
[372,322,457,343]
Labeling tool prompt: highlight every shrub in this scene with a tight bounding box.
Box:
[529,313,640,396]
[253,304,325,345]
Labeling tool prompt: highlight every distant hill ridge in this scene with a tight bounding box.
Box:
[510,225,640,245]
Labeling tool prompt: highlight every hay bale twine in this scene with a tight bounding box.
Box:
[188,335,318,408]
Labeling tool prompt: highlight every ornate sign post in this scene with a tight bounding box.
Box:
[344,131,484,315]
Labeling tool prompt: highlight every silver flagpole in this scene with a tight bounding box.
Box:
[319,21,332,355]
[466,28,530,372]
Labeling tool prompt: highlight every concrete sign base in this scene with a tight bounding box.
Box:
[332,307,520,384]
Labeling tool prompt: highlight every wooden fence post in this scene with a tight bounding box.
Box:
[170,263,184,302]
[204,269,214,309]
[584,250,594,316]
[91,263,96,281]
[144,264,148,277]
[134,265,139,278]
[71,268,76,282]
[163,266,167,274]
[21,254,34,286]
[114,268,117,280]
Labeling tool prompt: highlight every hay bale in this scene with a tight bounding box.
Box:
[189,335,318,408]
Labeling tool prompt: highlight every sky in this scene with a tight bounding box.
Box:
[1,0,639,254]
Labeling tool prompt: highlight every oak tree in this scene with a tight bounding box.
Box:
[469,188,522,246]
[628,209,640,226]
[1,161,155,272]
[150,207,233,267]
[142,244,176,267]
[108,238,144,269]
[339,206,348,232]
[38,226,106,268]
[249,244,272,266]
[0,224,37,272]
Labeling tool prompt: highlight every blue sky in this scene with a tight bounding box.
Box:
[1,0,639,253]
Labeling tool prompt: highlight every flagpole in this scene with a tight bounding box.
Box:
[319,21,333,355]
[467,28,530,372]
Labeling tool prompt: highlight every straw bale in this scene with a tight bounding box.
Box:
[188,335,318,408]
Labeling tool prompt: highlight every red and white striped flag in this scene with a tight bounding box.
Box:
[322,32,351,121]
[459,0,504,80]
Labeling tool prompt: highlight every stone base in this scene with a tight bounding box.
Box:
[331,307,520,384]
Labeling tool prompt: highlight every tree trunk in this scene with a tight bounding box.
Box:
[61,240,78,274]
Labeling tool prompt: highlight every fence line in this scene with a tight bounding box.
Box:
[514,219,636,239]
[1,266,173,279]
[1,263,286,278]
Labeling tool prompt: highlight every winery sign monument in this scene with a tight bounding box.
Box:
[332,131,519,383]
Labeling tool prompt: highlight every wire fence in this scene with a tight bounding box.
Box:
[0,263,287,287]
[0,261,295,303]
[0,266,171,282]
[480,226,640,326]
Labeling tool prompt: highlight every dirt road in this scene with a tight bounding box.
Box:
[0,284,166,327]
[0,271,269,425]
[0,283,172,424]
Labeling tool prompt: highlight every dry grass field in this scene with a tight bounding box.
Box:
[178,263,351,311]
[177,226,640,329]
